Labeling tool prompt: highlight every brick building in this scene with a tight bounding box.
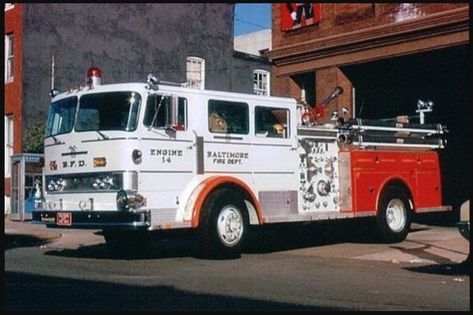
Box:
[267,3,469,215]
[3,3,271,213]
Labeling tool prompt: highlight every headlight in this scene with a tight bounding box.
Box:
[116,190,145,211]
[47,178,64,191]
[45,172,137,193]
[92,175,115,190]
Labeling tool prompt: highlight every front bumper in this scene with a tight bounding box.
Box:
[32,210,151,230]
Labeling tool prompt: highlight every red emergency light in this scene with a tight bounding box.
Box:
[87,66,102,87]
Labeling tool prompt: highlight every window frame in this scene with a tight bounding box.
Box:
[208,99,249,135]
[45,96,78,137]
[254,106,290,139]
[143,94,188,131]
[4,115,14,178]
[253,69,270,96]
[75,91,141,133]
[186,56,205,90]
[5,33,14,83]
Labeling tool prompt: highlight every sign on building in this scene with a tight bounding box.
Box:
[280,3,321,31]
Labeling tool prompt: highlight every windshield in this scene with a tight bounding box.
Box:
[45,96,78,137]
[75,91,141,132]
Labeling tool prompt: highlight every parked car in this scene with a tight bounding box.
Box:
[457,200,470,241]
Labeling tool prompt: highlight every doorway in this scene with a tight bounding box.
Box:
[341,45,470,221]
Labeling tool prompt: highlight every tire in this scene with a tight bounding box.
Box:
[373,185,412,243]
[199,188,249,259]
[103,230,151,257]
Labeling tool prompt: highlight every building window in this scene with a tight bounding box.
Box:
[5,33,14,83]
[253,69,270,96]
[4,115,14,178]
[5,3,14,11]
[186,57,205,90]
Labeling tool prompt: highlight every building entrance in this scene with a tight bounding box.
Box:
[341,45,470,220]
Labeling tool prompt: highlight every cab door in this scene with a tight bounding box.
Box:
[204,99,253,183]
[251,105,299,218]
[140,93,195,211]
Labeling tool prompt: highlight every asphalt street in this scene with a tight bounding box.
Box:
[4,217,470,311]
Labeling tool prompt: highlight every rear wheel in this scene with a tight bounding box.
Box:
[373,186,412,243]
[199,188,249,259]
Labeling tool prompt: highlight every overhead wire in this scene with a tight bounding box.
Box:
[234,17,270,31]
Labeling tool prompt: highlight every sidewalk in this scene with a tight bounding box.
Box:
[5,217,62,241]
[4,217,103,249]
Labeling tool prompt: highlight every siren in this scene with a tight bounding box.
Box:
[87,66,102,87]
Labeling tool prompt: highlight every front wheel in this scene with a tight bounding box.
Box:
[373,186,412,243]
[199,189,249,259]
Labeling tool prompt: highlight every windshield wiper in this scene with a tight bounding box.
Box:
[96,130,109,140]
[51,135,64,145]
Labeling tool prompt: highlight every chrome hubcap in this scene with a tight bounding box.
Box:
[386,199,406,232]
[217,205,243,247]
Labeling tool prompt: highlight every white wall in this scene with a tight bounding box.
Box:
[234,29,271,56]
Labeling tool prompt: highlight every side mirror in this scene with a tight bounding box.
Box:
[166,94,183,131]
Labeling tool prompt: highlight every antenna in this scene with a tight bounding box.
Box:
[49,54,59,97]
[51,54,55,90]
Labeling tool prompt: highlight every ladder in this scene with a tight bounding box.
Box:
[337,118,447,150]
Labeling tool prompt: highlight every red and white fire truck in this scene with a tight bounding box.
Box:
[33,67,451,257]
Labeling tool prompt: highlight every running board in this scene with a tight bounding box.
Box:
[263,211,376,223]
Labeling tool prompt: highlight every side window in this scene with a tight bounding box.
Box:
[255,106,290,138]
[46,96,78,137]
[208,100,248,134]
[176,98,187,129]
[143,94,187,130]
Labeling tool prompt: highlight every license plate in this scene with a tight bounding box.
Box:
[57,212,72,226]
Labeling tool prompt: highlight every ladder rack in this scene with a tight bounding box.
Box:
[337,118,447,150]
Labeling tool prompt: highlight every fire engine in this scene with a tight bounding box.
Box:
[33,67,451,258]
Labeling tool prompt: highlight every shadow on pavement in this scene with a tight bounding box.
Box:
[390,242,464,265]
[391,237,470,276]
[5,234,59,250]
[5,271,348,311]
[245,219,377,254]
[44,219,378,260]
[404,258,470,276]
[414,211,458,227]
[45,239,202,260]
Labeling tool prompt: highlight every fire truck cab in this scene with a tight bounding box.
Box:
[33,68,451,258]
